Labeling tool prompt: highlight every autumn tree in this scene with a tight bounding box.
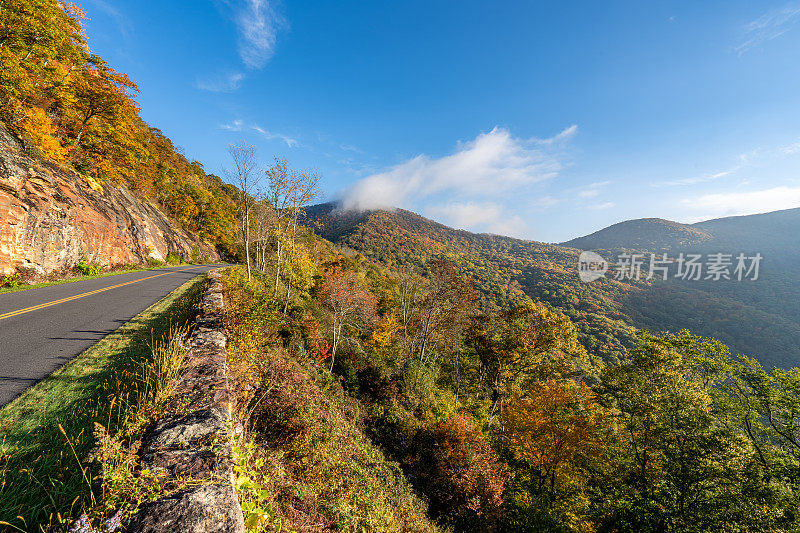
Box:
[67,58,137,145]
[281,165,320,310]
[597,331,778,531]
[397,267,422,358]
[502,379,611,531]
[468,302,597,422]
[416,260,476,365]
[0,0,243,256]
[394,260,477,390]
[226,141,260,281]
[319,270,377,371]
[263,158,292,293]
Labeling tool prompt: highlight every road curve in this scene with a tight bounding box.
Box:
[0,265,219,407]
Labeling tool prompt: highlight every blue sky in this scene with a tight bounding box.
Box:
[83,0,800,242]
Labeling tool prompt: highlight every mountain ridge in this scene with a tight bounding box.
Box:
[562,207,800,255]
[304,201,800,368]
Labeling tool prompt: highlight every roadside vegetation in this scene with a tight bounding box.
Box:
[222,197,800,531]
[0,276,204,531]
[225,267,438,532]
[6,2,800,532]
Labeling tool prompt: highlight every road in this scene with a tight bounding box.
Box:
[0,265,218,407]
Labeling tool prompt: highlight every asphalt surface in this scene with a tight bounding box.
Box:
[0,264,218,407]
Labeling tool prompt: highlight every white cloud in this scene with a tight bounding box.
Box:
[196,72,244,92]
[487,215,531,239]
[540,124,578,145]
[88,0,133,39]
[532,196,561,208]
[219,119,298,147]
[427,202,530,239]
[653,169,735,187]
[428,202,504,229]
[576,180,611,198]
[220,119,245,131]
[736,3,800,54]
[342,125,576,211]
[340,143,363,153]
[251,125,298,148]
[681,186,800,219]
[235,0,284,69]
[588,201,615,210]
[782,140,800,154]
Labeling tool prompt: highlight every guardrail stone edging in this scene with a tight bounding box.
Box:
[126,269,244,533]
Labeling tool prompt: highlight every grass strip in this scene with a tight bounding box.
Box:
[0,273,206,531]
[0,262,222,295]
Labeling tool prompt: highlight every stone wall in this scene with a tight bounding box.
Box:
[0,127,218,277]
[126,270,244,533]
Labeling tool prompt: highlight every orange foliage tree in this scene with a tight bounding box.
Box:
[468,302,598,422]
[0,0,241,258]
[501,379,612,531]
[319,270,377,370]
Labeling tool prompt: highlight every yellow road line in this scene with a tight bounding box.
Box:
[0,266,205,321]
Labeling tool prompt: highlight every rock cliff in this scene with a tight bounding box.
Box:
[0,127,218,277]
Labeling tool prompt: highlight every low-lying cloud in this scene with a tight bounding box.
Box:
[342,125,576,212]
[427,201,531,238]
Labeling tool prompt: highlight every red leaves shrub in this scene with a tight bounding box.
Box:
[300,313,330,364]
[409,413,509,529]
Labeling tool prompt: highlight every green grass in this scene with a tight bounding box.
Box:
[0,266,156,295]
[0,273,207,532]
[0,262,229,295]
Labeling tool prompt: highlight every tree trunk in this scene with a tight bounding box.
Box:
[75,112,94,145]
[330,320,341,372]
[283,214,299,313]
[244,206,251,281]
[274,234,282,296]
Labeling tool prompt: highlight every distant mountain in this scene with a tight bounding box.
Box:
[562,218,712,253]
[561,208,800,367]
[305,203,800,368]
[562,208,800,258]
[305,202,638,364]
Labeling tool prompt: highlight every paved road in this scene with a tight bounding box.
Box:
[0,265,218,406]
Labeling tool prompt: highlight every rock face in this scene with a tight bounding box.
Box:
[0,127,218,276]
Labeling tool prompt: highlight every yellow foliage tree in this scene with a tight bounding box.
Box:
[503,379,611,532]
[20,106,67,161]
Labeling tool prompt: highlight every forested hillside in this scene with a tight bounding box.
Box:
[562,208,800,367]
[305,203,640,364]
[305,203,800,368]
[0,1,240,258]
[217,222,800,532]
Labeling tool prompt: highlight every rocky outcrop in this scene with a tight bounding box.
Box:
[0,127,218,277]
[127,270,243,533]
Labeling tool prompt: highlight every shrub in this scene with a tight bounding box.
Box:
[409,413,509,529]
[165,252,183,265]
[0,273,21,288]
[76,260,102,276]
